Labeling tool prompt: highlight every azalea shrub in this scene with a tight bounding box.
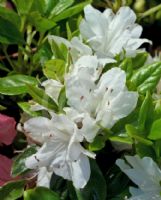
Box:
[0,0,161,200]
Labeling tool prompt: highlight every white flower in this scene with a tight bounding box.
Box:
[116,155,161,200]
[66,66,138,131]
[37,167,52,188]
[24,113,95,189]
[80,5,151,58]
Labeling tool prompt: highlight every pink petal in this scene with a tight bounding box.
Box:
[0,154,15,186]
[0,114,16,145]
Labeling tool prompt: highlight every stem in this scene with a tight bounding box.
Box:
[75,189,84,200]
[138,4,161,19]
[3,47,17,71]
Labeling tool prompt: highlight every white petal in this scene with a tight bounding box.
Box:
[24,117,53,143]
[110,91,138,120]
[71,154,91,189]
[96,67,126,100]
[48,35,71,48]
[41,79,63,102]
[37,167,52,188]
[80,114,99,142]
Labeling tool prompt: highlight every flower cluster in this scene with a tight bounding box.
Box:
[23,4,151,189]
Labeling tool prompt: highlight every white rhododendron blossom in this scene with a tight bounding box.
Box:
[24,113,95,189]
[66,66,138,132]
[80,5,151,58]
[116,155,161,200]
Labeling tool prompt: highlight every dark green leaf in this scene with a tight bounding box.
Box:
[0,180,25,200]
[0,75,38,95]
[12,146,37,177]
[77,160,107,200]
[138,92,153,130]
[148,118,161,140]
[0,7,21,28]
[131,62,161,94]
[24,187,60,200]
[0,16,24,44]
[26,84,58,112]
[132,52,148,69]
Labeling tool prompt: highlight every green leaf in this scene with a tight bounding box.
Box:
[0,16,24,44]
[18,102,41,117]
[28,12,56,32]
[30,0,46,14]
[12,146,37,177]
[136,143,156,159]
[58,87,67,111]
[89,135,106,151]
[53,0,92,22]
[148,118,161,140]
[48,0,74,18]
[26,84,58,112]
[106,166,130,199]
[131,62,161,94]
[43,59,65,82]
[49,38,68,61]
[13,0,34,15]
[126,124,153,146]
[138,92,153,130]
[0,6,21,28]
[0,75,38,95]
[0,180,25,200]
[132,52,148,69]
[77,160,107,200]
[0,104,6,110]
[120,57,133,79]
[24,187,60,200]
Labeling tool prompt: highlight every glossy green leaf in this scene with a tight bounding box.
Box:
[28,12,56,32]
[132,52,148,69]
[49,38,68,61]
[53,0,92,22]
[0,180,25,200]
[18,102,41,117]
[27,84,58,112]
[49,0,74,18]
[0,16,24,44]
[120,57,133,79]
[12,146,37,177]
[138,92,153,130]
[148,118,161,140]
[131,62,161,94]
[126,124,153,146]
[0,75,38,95]
[89,135,106,151]
[77,160,107,200]
[43,59,65,82]
[24,187,60,200]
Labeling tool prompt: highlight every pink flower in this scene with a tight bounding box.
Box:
[0,154,17,186]
[0,114,16,145]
